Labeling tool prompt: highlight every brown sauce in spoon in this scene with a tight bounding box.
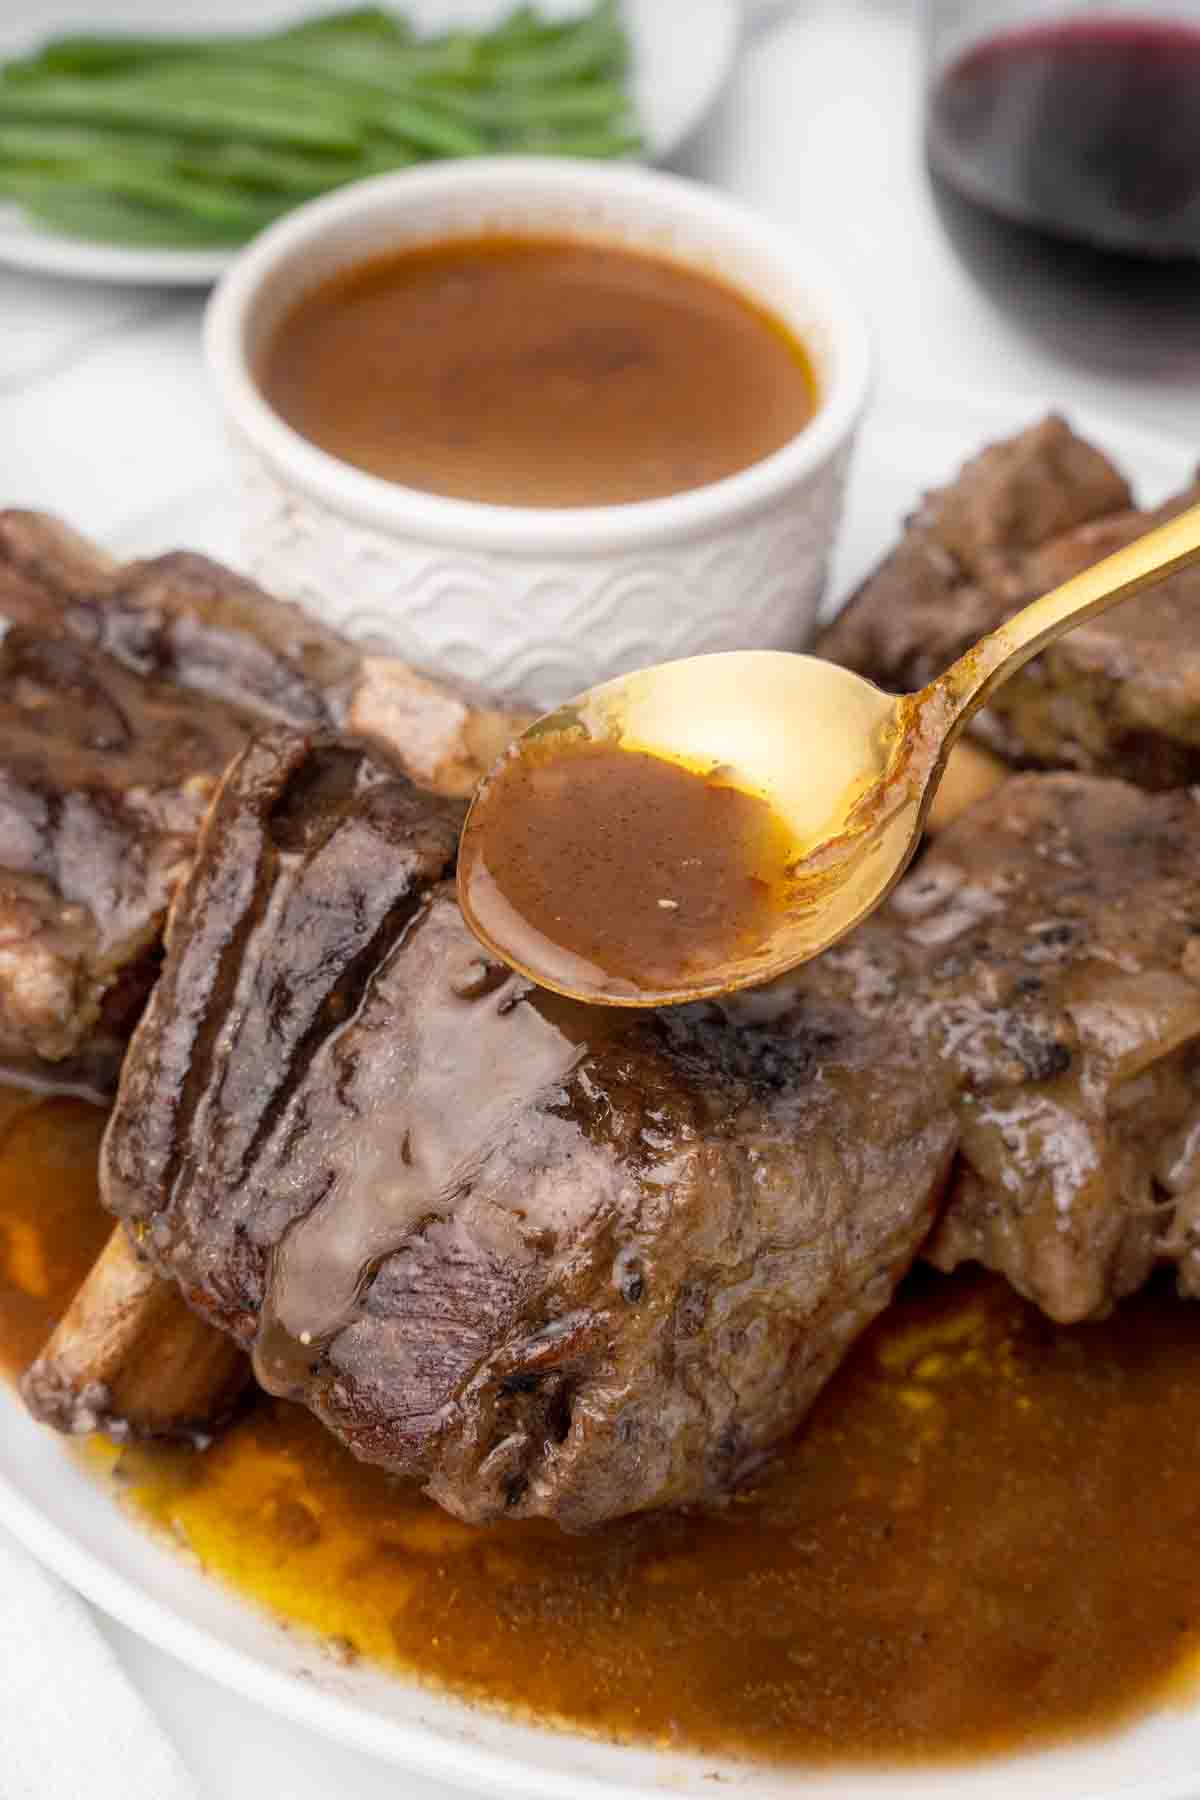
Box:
[459,739,798,999]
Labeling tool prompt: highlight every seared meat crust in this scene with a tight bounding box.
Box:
[818,416,1200,789]
[0,510,528,1086]
[834,774,1200,1321]
[0,626,254,1083]
[102,730,957,1530]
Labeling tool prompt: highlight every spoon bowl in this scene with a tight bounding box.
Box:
[459,497,1200,1006]
[459,651,922,1006]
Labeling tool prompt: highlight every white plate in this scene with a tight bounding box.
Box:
[4,388,1200,1800]
[0,0,740,287]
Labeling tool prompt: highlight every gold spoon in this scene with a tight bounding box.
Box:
[459,500,1200,1008]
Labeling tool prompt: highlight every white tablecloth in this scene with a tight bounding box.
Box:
[1,2,1196,1793]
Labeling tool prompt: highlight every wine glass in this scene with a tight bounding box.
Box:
[923,0,1200,370]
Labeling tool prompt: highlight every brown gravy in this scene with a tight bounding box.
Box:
[460,739,798,997]
[5,1086,1200,1764]
[258,236,817,508]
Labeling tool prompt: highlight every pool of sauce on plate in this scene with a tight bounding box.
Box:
[257,235,817,508]
[4,1084,1200,1764]
[460,739,799,997]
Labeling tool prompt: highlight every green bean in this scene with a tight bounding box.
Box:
[0,78,364,150]
[445,79,632,126]
[264,34,487,85]
[488,3,627,85]
[0,122,147,163]
[9,10,416,78]
[5,155,281,227]
[0,122,378,192]
[487,6,571,48]
[26,187,274,246]
[0,162,287,237]
[274,7,414,46]
[132,57,492,155]
[141,40,484,102]
[11,31,482,88]
[368,97,488,156]
[79,60,377,127]
[178,140,390,196]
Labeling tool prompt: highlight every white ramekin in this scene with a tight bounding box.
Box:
[204,156,871,706]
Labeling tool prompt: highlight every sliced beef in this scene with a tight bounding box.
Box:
[102,728,958,1530]
[838,774,1200,1321]
[0,626,254,1087]
[0,509,530,797]
[0,510,529,1087]
[817,415,1200,789]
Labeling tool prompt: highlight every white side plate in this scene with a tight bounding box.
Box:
[0,0,740,287]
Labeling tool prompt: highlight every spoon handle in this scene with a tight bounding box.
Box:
[928,496,1200,728]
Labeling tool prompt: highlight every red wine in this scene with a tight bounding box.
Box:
[925,18,1200,368]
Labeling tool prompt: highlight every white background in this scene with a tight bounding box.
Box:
[1,1,1197,1793]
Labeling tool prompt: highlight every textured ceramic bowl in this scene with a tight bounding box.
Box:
[204,157,871,705]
